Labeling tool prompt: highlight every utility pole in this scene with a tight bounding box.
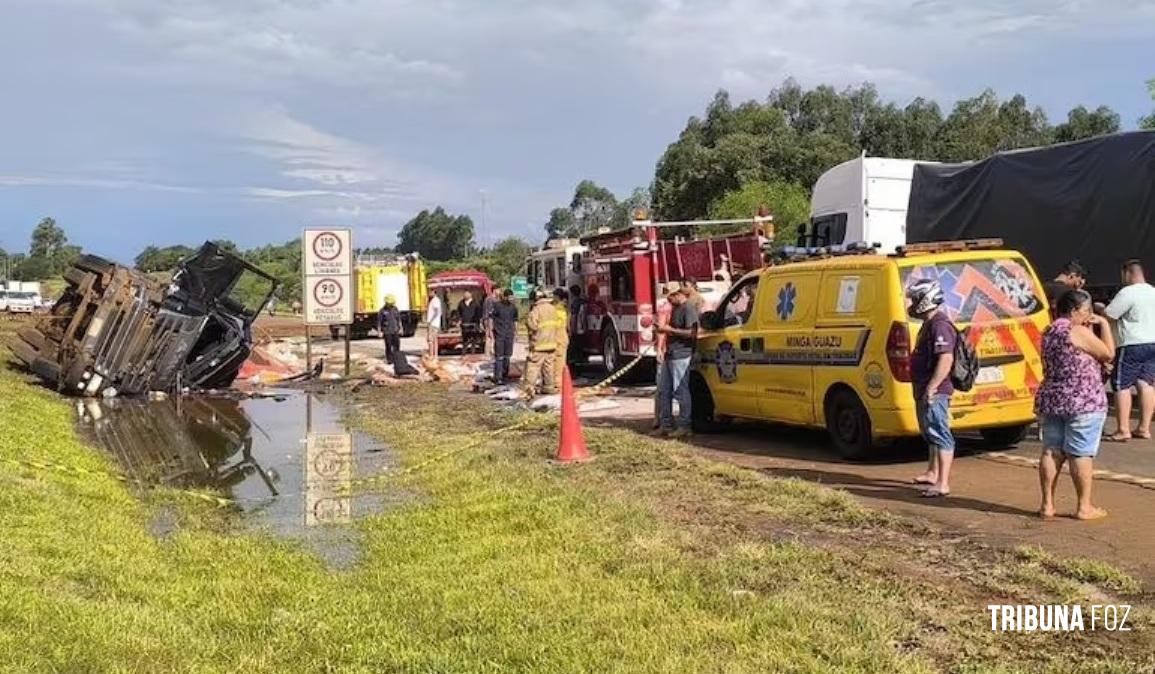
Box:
[479,188,487,250]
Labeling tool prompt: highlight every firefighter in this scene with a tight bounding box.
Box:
[552,287,570,390]
[523,286,559,398]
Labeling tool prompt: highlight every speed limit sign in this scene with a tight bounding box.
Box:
[303,229,353,325]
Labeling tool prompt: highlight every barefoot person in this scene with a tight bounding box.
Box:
[1103,259,1155,441]
[906,279,956,498]
[1035,290,1113,520]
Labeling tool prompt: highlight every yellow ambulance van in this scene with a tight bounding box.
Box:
[691,240,1049,458]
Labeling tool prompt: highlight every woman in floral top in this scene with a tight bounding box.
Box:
[1035,289,1114,520]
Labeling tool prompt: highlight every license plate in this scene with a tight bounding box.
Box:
[975,366,1004,385]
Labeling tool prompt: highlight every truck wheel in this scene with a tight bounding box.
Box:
[825,388,873,460]
[689,374,724,434]
[980,425,1030,448]
[601,329,620,373]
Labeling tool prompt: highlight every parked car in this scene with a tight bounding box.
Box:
[4,291,37,313]
[9,242,279,396]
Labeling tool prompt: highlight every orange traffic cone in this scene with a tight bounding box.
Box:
[555,366,591,463]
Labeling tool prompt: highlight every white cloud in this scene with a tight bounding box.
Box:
[0,174,199,193]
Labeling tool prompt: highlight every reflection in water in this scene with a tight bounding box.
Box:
[76,396,280,494]
[75,392,393,540]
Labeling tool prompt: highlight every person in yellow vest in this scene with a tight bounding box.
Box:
[523,286,559,398]
[552,287,571,390]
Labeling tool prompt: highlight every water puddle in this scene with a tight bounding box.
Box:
[75,391,399,566]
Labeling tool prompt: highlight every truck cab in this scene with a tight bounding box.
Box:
[526,239,586,291]
[807,156,924,254]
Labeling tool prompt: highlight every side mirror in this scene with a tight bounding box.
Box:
[700,310,717,330]
[794,223,807,247]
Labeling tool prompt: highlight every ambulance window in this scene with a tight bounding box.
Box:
[571,253,582,274]
[545,259,557,287]
[899,256,1044,322]
[610,262,634,301]
[721,276,759,328]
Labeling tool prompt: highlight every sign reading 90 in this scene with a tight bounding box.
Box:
[312,278,344,307]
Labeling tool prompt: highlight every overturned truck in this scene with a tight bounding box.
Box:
[9,242,279,396]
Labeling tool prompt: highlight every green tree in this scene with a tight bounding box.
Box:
[395,207,476,260]
[1054,105,1121,142]
[483,236,533,285]
[13,255,51,281]
[570,180,618,234]
[934,90,1052,162]
[134,244,196,273]
[707,180,809,234]
[545,207,577,239]
[29,217,65,259]
[1141,78,1155,130]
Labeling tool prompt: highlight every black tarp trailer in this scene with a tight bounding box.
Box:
[906,131,1155,301]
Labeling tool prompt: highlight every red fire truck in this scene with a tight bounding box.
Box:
[574,215,772,372]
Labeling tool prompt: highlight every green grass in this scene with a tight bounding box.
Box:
[0,335,1151,672]
[1013,546,1142,595]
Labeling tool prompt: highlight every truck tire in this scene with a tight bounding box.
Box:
[980,424,1030,448]
[601,328,620,374]
[825,388,873,460]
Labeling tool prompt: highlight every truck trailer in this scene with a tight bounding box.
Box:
[807,131,1155,298]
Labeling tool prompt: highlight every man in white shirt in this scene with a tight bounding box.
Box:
[1104,259,1155,441]
[425,290,443,359]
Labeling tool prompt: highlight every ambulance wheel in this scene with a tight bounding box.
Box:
[825,388,873,460]
[601,329,620,373]
[980,424,1029,448]
[689,373,724,434]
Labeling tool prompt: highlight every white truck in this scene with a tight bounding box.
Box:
[0,280,43,312]
[806,155,925,254]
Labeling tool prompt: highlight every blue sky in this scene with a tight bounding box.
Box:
[1,0,1153,261]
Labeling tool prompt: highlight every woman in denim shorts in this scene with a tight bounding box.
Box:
[1035,290,1114,520]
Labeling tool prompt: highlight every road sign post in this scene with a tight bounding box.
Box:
[303,228,354,377]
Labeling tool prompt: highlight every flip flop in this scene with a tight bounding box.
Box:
[1104,433,1131,443]
[910,476,935,485]
[1132,429,1152,440]
[921,489,950,498]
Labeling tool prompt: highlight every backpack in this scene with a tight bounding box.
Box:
[950,326,980,392]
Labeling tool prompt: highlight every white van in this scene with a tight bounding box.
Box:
[808,156,927,254]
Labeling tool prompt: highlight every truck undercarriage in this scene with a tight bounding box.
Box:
[8,243,278,397]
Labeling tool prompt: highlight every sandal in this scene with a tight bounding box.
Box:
[910,476,935,485]
[1104,432,1131,443]
[921,489,950,498]
[1132,429,1151,440]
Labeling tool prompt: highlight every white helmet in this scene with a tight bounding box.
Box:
[906,278,944,316]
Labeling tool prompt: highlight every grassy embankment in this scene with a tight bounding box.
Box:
[0,316,1150,672]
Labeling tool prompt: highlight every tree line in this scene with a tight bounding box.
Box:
[541,77,1155,240]
[0,218,81,281]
